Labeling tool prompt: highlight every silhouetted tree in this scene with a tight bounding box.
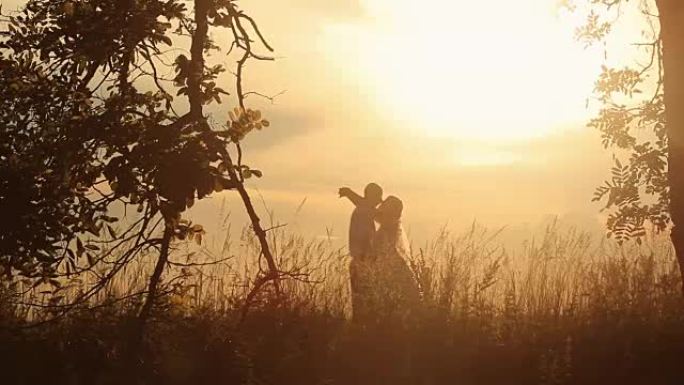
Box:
[570,0,684,291]
[0,0,280,330]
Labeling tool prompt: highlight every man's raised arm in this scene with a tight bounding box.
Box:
[339,187,363,206]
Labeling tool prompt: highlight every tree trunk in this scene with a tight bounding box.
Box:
[188,0,209,118]
[657,0,684,293]
[129,225,172,381]
[137,225,173,331]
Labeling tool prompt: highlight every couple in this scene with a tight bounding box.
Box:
[339,183,420,324]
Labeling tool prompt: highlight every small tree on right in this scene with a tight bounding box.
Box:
[571,1,684,292]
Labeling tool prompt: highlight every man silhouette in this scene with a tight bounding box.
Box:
[339,183,383,321]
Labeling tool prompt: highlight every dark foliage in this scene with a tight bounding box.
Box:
[0,0,277,318]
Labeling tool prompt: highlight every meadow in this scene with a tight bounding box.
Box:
[1,223,683,385]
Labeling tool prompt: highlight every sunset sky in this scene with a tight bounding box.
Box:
[4,0,657,244]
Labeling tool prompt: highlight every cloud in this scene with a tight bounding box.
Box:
[289,0,365,20]
[1,0,24,12]
[242,107,322,152]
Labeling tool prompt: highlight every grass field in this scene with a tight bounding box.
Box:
[2,224,683,385]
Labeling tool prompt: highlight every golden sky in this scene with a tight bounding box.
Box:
[4,0,657,244]
[210,0,654,243]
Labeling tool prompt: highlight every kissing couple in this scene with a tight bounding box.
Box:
[339,183,420,324]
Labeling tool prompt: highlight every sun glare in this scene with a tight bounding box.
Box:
[324,0,603,142]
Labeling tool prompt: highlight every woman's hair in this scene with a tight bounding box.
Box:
[377,196,411,261]
[381,196,403,223]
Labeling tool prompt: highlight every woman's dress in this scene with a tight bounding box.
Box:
[351,223,420,324]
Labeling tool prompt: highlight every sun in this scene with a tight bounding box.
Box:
[323,0,603,142]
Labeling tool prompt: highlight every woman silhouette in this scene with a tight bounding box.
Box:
[354,195,420,324]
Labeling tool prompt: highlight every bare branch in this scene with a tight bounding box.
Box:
[244,90,287,104]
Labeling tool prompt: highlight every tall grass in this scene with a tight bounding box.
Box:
[1,223,683,385]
